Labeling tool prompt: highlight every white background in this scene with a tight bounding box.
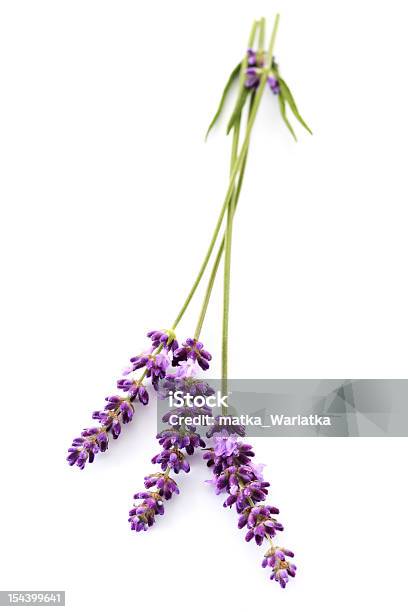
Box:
[1,0,407,610]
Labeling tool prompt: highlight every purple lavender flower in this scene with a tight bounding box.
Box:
[172,338,212,370]
[240,505,283,544]
[245,48,265,89]
[245,49,281,95]
[173,358,199,379]
[268,75,280,94]
[247,48,258,67]
[147,329,178,352]
[206,415,246,438]
[203,435,296,586]
[116,378,149,404]
[203,438,255,475]
[157,429,206,454]
[224,480,272,513]
[151,448,191,474]
[245,67,262,89]
[144,473,180,500]
[92,395,135,433]
[129,437,197,532]
[68,385,144,469]
[129,440,191,531]
[247,48,265,68]
[130,361,213,533]
[262,547,297,588]
[66,428,108,469]
[126,351,169,383]
[128,492,164,532]
[67,330,165,469]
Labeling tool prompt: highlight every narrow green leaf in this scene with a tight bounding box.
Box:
[278,77,312,135]
[278,94,297,141]
[205,62,241,140]
[226,87,249,135]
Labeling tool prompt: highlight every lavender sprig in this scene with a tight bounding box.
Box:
[129,351,212,531]
[66,329,177,469]
[68,15,308,590]
[203,436,296,587]
[207,22,311,141]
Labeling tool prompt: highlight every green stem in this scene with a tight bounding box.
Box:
[194,85,253,341]
[194,153,249,340]
[221,15,280,403]
[194,240,224,339]
[171,20,259,331]
[170,195,230,329]
[258,17,265,50]
[221,125,240,401]
[194,23,259,342]
[194,122,242,341]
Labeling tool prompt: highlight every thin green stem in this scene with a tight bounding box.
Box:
[175,42,268,333]
[194,89,254,341]
[171,20,259,331]
[221,122,241,401]
[258,17,266,50]
[221,15,280,402]
[250,20,260,47]
[194,121,242,340]
[221,184,235,400]
[194,241,223,339]
[267,14,280,66]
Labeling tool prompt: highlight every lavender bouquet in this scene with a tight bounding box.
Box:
[67,14,310,587]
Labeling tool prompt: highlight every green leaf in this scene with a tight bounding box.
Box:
[226,87,249,135]
[205,62,241,140]
[278,77,312,135]
[278,94,297,141]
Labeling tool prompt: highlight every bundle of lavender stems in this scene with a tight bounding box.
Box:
[67,15,310,588]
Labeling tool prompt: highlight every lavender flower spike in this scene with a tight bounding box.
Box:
[129,364,211,532]
[67,428,108,469]
[203,435,296,587]
[67,327,176,469]
[262,547,297,588]
[67,394,137,469]
[129,492,164,532]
